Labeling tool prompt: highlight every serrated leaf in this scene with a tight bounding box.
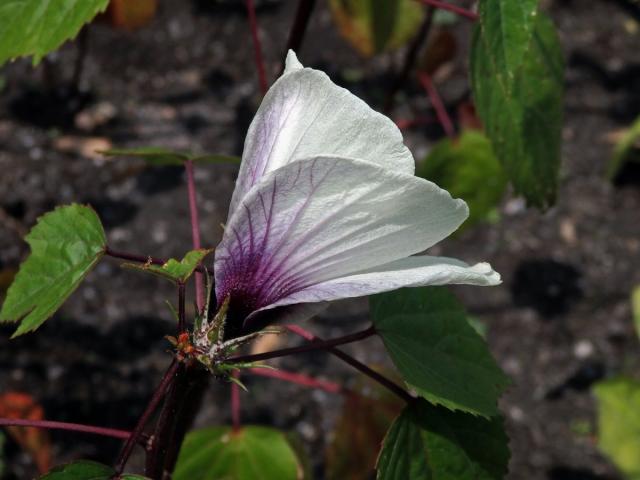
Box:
[0,0,109,66]
[100,147,240,166]
[471,8,564,208]
[417,130,507,230]
[0,204,106,337]
[607,116,640,181]
[376,399,509,480]
[39,460,148,479]
[328,0,424,57]
[593,378,640,479]
[173,426,304,480]
[122,248,212,284]
[477,0,540,74]
[370,287,509,417]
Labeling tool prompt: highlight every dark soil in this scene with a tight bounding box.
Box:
[1,0,640,479]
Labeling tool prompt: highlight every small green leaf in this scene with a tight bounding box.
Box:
[376,399,509,480]
[0,0,109,66]
[39,460,148,479]
[594,378,640,479]
[122,248,212,284]
[471,7,564,208]
[370,287,509,417]
[633,286,640,341]
[173,426,304,480]
[607,116,640,181]
[100,147,240,166]
[328,0,424,56]
[417,130,507,230]
[0,204,106,337]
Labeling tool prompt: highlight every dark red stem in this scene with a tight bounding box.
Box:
[104,247,214,276]
[418,72,455,138]
[415,0,478,21]
[184,159,205,313]
[283,0,316,57]
[245,0,268,95]
[285,325,414,403]
[228,326,377,364]
[114,359,180,475]
[247,367,343,394]
[0,418,130,440]
[384,6,435,113]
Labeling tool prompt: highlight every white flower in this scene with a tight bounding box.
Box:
[214,51,500,335]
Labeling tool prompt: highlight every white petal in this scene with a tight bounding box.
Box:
[228,51,415,219]
[260,256,501,309]
[215,156,467,315]
[284,49,303,73]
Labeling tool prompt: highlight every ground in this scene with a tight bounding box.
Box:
[1,0,639,479]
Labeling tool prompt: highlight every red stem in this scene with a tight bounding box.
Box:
[104,247,214,276]
[0,418,130,440]
[245,0,268,95]
[228,326,377,363]
[114,360,180,475]
[285,325,414,403]
[247,368,342,394]
[184,159,205,314]
[418,72,455,138]
[231,372,241,432]
[415,0,478,21]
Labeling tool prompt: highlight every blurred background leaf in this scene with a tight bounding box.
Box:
[607,116,640,182]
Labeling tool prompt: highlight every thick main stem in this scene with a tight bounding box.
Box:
[184,159,204,313]
[114,360,180,475]
[228,326,377,364]
[0,418,131,440]
[282,0,316,60]
[285,325,414,403]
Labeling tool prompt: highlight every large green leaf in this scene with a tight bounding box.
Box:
[370,287,509,417]
[40,460,147,479]
[0,0,109,66]
[471,7,564,209]
[173,426,304,480]
[100,147,240,166]
[594,378,640,479]
[0,204,106,337]
[122,248,212,284]
[328,0,424,56]
[417,130,507,230]
[376,399,509,480]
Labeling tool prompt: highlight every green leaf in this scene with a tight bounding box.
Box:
[471,7,564,208]
[100,147,240,166]
[328,0,424,56]
[122,248,212,284]
[173,426,304,480]
[606,116,640,181]
[40,460,148,479]
[0,204,106,337]
[370,287,509,417]
[633,286,640,341]
[0,0,109,66]
[377,400,509,480]
[417,130,507,230]
[594,378,640,479]
[477,0,540,74]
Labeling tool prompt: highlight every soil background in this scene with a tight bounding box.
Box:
[1,0,640,479]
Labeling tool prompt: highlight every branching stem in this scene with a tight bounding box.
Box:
[418,72,455,138]
[104,247,214,276]
[245,0,268,95]
[184,159,205,313]
[415,0,478,21]
[0,418,131,440]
